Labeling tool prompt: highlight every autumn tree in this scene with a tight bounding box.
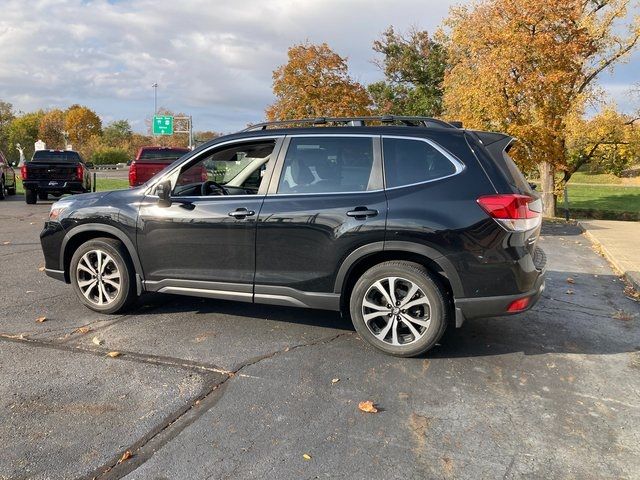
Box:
[103,120,133,148]
[266,42,372,120]
[0,100,15,156]
[38,109,66,150]
[369,27,447,116]
[443,0,640,216]
[64,105,102,149]
[6,111,45,163]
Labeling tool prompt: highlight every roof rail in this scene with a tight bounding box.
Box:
[242,116,462,132]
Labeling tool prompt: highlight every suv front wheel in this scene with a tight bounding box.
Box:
[349,261,449,357]
[70,238,136,314]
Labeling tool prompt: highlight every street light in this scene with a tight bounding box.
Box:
[152,82,158,114]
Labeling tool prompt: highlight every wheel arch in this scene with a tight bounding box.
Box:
[60,224,144,285]
[335,241,464,312]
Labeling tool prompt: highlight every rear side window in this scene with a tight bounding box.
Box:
[383,138,459,188]
[278,137,375,194]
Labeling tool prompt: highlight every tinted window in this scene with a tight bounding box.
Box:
[383,138,457,188]
[32,151,82,163]
[278,137,374,194]
[139,149,189,162]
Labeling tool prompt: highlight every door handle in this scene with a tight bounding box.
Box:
[346,207,378,219]
[228,208,255,218]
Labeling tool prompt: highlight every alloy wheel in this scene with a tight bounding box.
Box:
[75,249,121,306]
[361,276,431,346]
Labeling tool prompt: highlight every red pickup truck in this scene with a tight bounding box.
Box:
[128,146,191,187]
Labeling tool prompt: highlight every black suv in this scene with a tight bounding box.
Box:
[40,116,545,357]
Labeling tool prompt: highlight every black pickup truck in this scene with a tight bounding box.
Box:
[21,150,93,204]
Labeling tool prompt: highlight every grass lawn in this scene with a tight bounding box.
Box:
[560,184,640,220]
[14,177,129,195]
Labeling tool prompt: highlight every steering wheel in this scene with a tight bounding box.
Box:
[201,180,228,196]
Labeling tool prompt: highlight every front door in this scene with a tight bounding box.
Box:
[255,135,387,303]
[137,138,282,293]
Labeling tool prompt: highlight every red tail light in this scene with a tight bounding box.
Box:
[20,165,27,180]
[129,162,137,186]
[507,296,531,312]
[477,194,542,231]
[76,165,84,181]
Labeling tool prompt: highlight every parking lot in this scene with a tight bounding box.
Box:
[1,195,639,480]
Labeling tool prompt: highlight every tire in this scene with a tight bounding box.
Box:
[70,238,137,314]
[38,192,48,201]
[349,261,450,357]
[25,188,37,204]
[0,177,5,200]
[7,186,16,195]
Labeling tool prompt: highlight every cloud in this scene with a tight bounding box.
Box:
[0,0,637,133]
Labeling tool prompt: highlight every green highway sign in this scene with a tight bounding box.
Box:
[153,115,174,135]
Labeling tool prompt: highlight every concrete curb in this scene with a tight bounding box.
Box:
[579,221,640,292]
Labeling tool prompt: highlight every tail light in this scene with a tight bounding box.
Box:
[129,162,137,186]
[76,165,84,181]
[507,296,531,312]
[20,165,27,180]
[477,194,542,232]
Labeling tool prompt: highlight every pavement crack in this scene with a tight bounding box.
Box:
[90,331,354,480]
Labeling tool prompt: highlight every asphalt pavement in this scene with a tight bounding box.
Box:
[1,194,639,480]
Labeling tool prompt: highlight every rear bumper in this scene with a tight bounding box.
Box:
[23,180,86,193]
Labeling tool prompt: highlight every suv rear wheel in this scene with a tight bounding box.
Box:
[349,261,449,357]
[70,238,136,314]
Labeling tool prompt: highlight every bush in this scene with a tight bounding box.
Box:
[91,147,130,165]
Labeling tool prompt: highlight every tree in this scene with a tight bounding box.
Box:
[443,0,640,216]
[369,27,447,116]
[38,109,66,150]
[0,100,15,156]
[566,107,640,177]
[64,105,102,149]
[266,42,372,120]
[103,120,133,148]
[6,111,45,163]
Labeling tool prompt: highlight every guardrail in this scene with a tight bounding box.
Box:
[93,163,128,171]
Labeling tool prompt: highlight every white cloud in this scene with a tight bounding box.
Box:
[0,0,637,133]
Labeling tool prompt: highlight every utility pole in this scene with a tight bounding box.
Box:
[152,82,158,114]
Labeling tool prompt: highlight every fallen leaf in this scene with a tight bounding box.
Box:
[38,266,45,272]
[613,311,634,322]
[106,351,121,358]
[566,290,574,295]
[566,277,575,284]
[2,241,10,245]
[302,453,312,460]
[331,378,340,384]
[35,316,47,323]
[92,336,104,346]
[117,450,132,464]
[358,400,378,413]
[74,326,91,334]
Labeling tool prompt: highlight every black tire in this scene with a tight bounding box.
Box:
[0,176,5,200]
[349,261,450,357]
[25,188,37,204]
[38,192,48,201]
[7,186,16,195]
[69,237,137,314]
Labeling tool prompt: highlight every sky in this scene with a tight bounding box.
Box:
[0,0,638,134]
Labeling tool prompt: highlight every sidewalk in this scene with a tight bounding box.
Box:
[580,219,640,291]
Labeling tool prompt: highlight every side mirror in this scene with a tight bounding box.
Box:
[156,180,172,207]
[85,162,95,169]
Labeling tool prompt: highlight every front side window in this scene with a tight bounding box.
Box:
[172,140,275,197]
[383,137,458,188]
[277,137,375,194]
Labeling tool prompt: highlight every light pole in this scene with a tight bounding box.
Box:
[152,82,158,115]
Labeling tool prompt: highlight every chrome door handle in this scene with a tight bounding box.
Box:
[228,208,255,218]
[346,207,378,219]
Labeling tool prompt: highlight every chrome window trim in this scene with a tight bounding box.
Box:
[269,133,382,197]
[381,135,466,191]
[143,135,284,197]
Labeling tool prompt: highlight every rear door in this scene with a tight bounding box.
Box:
[254,134,387,306]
